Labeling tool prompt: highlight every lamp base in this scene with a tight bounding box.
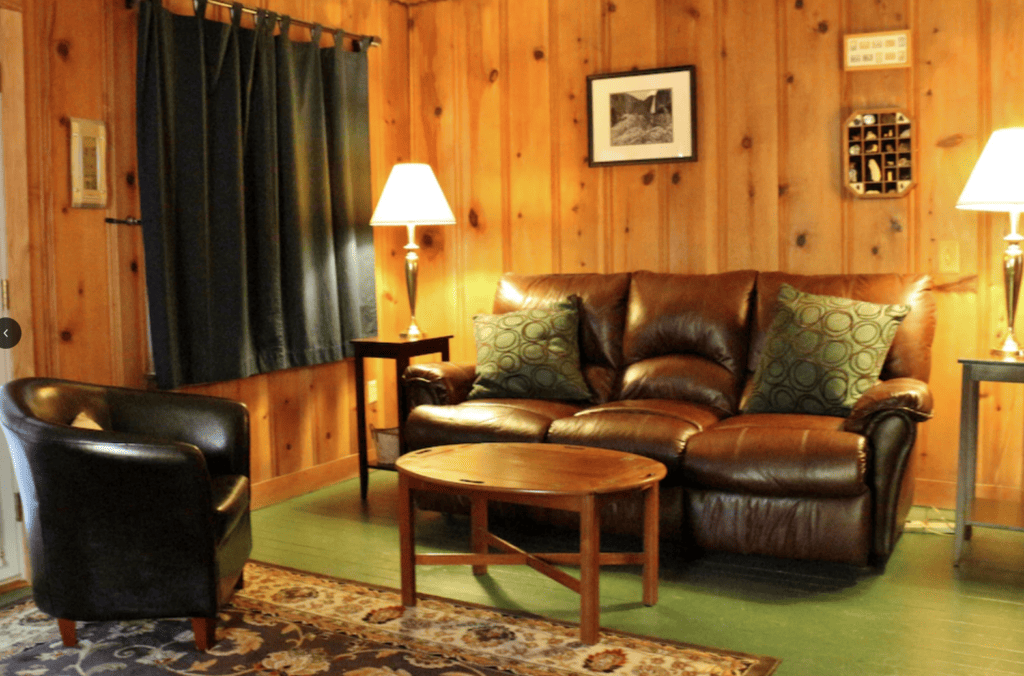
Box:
[992,333,1024,358]
[400,318,423,340]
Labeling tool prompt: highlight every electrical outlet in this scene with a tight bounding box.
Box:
[367,379,378,404]
[939,240,960,274]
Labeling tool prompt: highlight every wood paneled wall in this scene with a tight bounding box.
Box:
[398,0,1024,510]
[19,0,404,508]
[13,0,1024,510]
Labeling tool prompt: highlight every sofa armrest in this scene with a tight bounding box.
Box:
[403,362,478,408]
[842,377,932,435]
[840,378,932,566]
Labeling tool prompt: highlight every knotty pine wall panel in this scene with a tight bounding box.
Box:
[779,0,843,274]
[910,0,982,507]
[663,0,720,275]
[843,0,912,274]
[399,0,1024,509]
[554,0,605,274]
[607,0,664,274]
[1,9,35,382]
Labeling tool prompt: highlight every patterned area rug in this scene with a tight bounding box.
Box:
[0,562,779,675]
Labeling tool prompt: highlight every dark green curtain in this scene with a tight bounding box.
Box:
[136,0,376,389]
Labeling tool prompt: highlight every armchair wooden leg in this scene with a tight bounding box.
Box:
[58,619,76,647]
[191,617,217,651]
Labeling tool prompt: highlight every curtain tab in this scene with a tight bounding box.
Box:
[310,24,324,47]
[230,2,243,26]
[355,37,372,53]
[192,0,207,18]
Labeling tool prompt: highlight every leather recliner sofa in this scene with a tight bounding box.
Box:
[402,270,936,568]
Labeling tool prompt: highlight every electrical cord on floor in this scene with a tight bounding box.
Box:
[903,506,955,535]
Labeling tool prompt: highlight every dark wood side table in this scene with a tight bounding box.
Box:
[352,334,452,501]
[954,356,1024,565]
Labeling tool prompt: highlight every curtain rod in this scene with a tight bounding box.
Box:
[129,0,382,48]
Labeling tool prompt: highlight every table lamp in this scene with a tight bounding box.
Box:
[957,128,1024,356]
[369,164,456,339]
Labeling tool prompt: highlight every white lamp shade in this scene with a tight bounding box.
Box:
[369,163,456,226]
[956,128,1024,213]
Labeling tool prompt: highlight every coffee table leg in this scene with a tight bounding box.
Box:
[398,473,417,606]
[642,484,659,606]
[471,495,489,575]
[579,493,600,645]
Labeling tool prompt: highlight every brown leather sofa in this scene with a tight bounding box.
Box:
[402,270,935,568]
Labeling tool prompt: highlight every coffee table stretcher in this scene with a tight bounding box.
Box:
[396,448,662,645]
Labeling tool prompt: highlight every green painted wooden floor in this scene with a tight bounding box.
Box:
[252,471,1024,676]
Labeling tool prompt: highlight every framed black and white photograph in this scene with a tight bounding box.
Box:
[587,65,696,167]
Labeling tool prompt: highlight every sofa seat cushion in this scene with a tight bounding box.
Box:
[405,400,584,450]
[684,414,868,497]
[545,399,724,485]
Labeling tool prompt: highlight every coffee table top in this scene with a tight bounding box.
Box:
[395,442,666,497]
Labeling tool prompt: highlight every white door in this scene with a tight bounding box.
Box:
[0,89,23,587]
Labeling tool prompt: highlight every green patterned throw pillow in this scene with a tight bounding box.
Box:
[743,284,910,416]
[468,299,592,401]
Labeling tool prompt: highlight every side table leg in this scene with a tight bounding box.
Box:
[398,473,417,606]
[642,484,659,606]
[954,373,980,566]
[355,354,369,501]
[471,495,489,575]
[579,494,600,645]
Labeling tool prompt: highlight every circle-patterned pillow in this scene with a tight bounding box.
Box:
[468,300,592,401]
[742,284,910,416]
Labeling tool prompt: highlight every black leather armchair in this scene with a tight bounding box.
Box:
[0,377,252,651]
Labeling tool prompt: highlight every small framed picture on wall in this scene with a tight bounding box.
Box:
[587,65,697,168]
[70,117,108,208]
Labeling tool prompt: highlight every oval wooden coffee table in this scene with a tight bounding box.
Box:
[395,442,667,645]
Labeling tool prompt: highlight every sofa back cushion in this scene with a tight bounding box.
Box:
[620,270,757,415]
[494,272,631,404]
[747,273,936,386]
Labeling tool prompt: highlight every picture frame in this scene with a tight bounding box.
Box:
[587,65,697,167]
[70,117,107,208]
[844,30,911,71]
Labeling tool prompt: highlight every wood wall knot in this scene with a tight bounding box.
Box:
[794,0,804,8]
[642,171,655,185]
[672,172,681,184]
[56,39,71,61]
[59,330,72,342]
[468,208,479,228]
[796,233,807,247]
[126,171,136,186]
[688,6,700,19]
[936,133,963,148]
[607,2,616,12]
[741,135,753,149]
[434,106,443,117]
[890,218,903,233]
[533,49,545,61]
[489,69,499,83]
[871,245,880,255]
[817,21,829,33]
